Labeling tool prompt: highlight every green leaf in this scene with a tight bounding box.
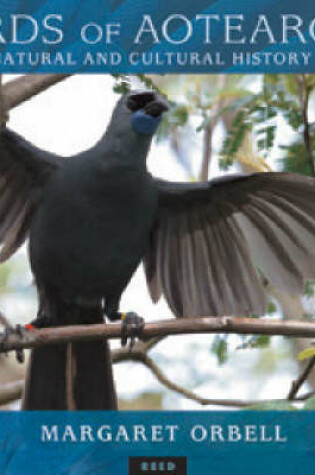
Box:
[304,281,315,299]
[267,302,277,315]
[238,335,271,350]
[170,105,189,126]
[278,138,315,177]
[113,81,131,95]
[212,336,228,365]
[257,138,266,151]
[298,347,315,361]
[252,335,271,349]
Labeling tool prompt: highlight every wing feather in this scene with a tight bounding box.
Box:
[144,172,315,317]
[0,128,59,261]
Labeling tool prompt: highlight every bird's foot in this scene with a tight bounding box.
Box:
[1,314,57,364]
[2,324,26,364]
[121,312,145,349]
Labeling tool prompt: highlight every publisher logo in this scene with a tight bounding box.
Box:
[129,457,187,474]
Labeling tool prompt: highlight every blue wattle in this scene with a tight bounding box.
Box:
[132,110,162,135]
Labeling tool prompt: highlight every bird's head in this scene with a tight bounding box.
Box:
[126,90,169,135]
[104,90,169,163]
[109,90,169,138]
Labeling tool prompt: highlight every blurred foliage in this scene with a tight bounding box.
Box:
[238,335,271,351]
[303,396,315,410]
[111,73,315,178]
[153,75,251,180]
[211,335,228,365]
[221,74,315,174]
[0,263,11,293]
[112,74,162,95]
[119,392,163,410]
[246,400,296,411]
[305,281,315,300]
[112,74,315,179]
[298,347,315,361]
[112,74,254,179]
[278,137,315,176]
[246,396,315,411]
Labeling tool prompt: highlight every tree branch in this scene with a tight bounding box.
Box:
[121,351,315,408]
[295,391,315,401]
[288,356,315,400]
[2,350,312,409]
[2,74,71,113]
[200,124,213,181]
[111,337,166,363]
[116,350,256,408]
[1,317,315,354]
[2,343,315,408]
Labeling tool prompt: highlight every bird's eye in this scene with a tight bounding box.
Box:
[127,93,155,112]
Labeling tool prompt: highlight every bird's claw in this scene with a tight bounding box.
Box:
[2,324,27,364]
[121,312,144,348]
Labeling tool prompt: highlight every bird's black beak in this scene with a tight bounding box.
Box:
[143,95,169,117]
[127,92,169,117]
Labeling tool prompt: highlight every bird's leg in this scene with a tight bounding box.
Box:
[27,314,57,329]
[2,304,59,363]
[1,294,57,363]
[120,312,145,348]
[2,324,26,363]
[104,298,144,348]
[27,293,60,329]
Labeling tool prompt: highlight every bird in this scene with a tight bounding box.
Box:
[1,89,315,410]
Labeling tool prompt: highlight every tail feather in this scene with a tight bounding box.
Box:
[22,344,68,410]
[22,299,118,410]
[73,340,117,410]
[22,339,117,410]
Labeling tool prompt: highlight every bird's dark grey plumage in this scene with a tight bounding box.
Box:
[145,173,315,317]
[1,90,315,410]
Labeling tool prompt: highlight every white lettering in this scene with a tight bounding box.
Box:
[134,15,160,44]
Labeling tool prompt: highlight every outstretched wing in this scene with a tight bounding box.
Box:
[0,127,60,262]
[144,172,315,317]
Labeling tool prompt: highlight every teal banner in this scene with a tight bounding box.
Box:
[0,411,314,474]
[0,0,313,73]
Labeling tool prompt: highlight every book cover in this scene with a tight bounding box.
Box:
[0,1,314,474]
